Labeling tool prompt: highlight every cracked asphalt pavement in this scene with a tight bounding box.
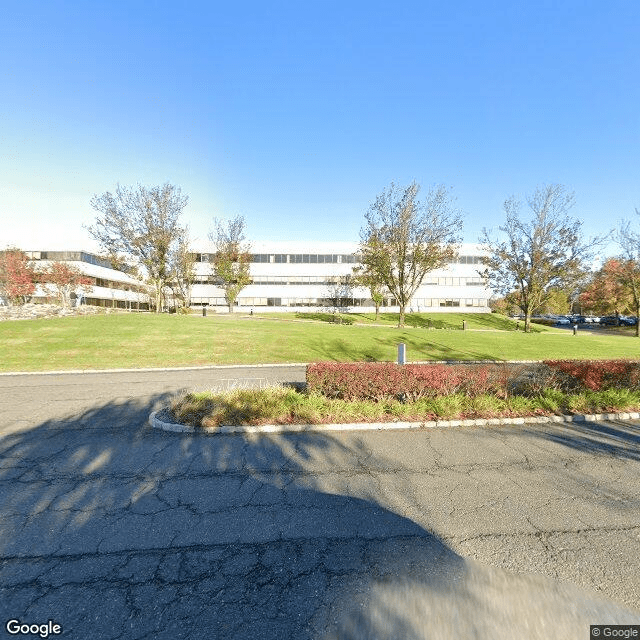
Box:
[1,368,640,639]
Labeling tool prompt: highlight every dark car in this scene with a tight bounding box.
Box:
[599,316,619,326]
[618,316,638,326]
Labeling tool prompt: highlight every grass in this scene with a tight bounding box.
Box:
[170,386,640,427]
[1,311,639,372]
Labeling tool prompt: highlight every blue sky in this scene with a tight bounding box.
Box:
[1,0,638,255]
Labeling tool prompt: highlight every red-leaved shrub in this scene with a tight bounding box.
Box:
[306,360,640,401]
[544,360,640,391]
[306,362,509,401]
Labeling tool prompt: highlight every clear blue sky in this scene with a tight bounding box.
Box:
[2,0,638,255]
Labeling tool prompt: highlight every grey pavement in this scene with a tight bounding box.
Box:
[1,369,639,639]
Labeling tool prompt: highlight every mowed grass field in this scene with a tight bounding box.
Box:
[1,311,639,372]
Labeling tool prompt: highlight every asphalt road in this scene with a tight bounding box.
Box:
[1,368,639,639]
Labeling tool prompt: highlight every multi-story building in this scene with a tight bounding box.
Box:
[15,242,491,313]
[191,241,491,313]
[23,251,149,310]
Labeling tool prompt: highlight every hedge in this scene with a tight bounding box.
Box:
[306,360,640,401]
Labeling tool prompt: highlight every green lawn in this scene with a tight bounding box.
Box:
[1,312,639,372]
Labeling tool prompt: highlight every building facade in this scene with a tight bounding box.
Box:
[24,251,150,310]
[16,242,492,313]
[191,241,491,313]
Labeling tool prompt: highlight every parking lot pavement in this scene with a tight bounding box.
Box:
[1,371,639,639]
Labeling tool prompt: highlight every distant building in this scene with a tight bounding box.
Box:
[17,242,492,313]
[24,251,149,310]
[191,241,491,313]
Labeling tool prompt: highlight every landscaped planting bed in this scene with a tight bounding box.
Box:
[169,360,640,428]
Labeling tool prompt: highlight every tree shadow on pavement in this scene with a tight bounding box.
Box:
[519,419,640,462]
[1,397,638,639]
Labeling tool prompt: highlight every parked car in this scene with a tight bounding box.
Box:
[618,316,638,326]
[599,316,620,326]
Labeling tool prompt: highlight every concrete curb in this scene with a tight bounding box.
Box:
[0,359,553,376]
[149,409,640,436]
[0,363,309,376]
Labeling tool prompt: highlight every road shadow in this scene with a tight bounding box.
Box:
[519,419,640,462]
[2,398,639,639]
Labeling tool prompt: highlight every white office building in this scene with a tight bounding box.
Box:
[17,242,491,313]
[191,241,491,313]
[23,251,150,310]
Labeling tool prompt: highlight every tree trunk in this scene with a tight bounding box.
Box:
[375,303,380,321]
[524,310,532,333]
[155,284,162,313]
[398,305,406,328]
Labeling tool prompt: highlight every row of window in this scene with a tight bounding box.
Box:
[90,277,147,294]
[82,297,150,310]
[191,297,488,308]
[24,251,139,275]
[193,275,486,286]
[196,253,484,265]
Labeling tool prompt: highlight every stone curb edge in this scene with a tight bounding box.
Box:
[149,410,640,435]
[0,360,553,376]
[0,363,310,376]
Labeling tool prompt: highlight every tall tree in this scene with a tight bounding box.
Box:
[88,183,189,312]
[617,217,640,337]
[209,216,252,313]
[480,184,600,333]
[42,262,92,308]
[0,248,37,305]
[359,182,463,327]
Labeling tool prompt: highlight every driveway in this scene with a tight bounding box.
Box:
[1,369,639,639]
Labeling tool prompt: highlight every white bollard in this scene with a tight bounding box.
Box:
[398,343,406,365]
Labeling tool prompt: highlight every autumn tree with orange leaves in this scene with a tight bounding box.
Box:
[0,248,37,305]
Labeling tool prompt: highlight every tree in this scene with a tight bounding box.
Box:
[359,182,463,327]
[88,183,189,313]
[480,184,600,333]
[0,248,37,305]
[209,216,252,313]
[323,275,354,319]
[352,236,387,320]
[579,258,631,317]
[42,262,92,308]
[169,230,196,311]
[616,217,640,337]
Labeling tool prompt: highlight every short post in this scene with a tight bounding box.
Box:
[462,320,467,331]
[202,306,207,317]
[397,343,406,365]
[573,323,578,335]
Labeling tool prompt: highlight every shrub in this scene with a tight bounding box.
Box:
[544,360,640,392]
[306,362,511,401]
[307,360,640,402]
